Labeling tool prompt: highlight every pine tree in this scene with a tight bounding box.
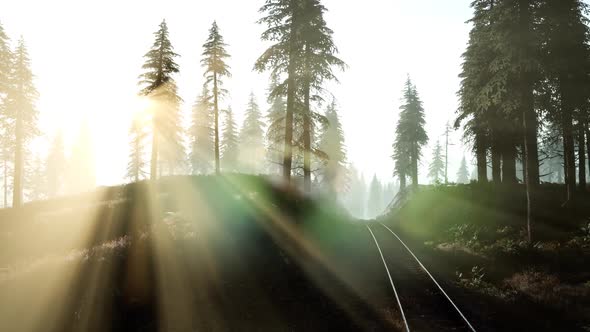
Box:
[0,22,12,206]
[457,0,498,183]
[538,0,590,201]
[67,118,95,193]
[318,99,348,196]
[394,76,428,189]
[221,106,239,172]
[202,21,231,175]
[189,86,215,174]
[256,0,306,182]
[127,116,148,182]
[138,20,181,180]
[299,0,346,193]
[265,78,286,174]
[4,38,39,207]
[367,174,382,219]
[344,165,366,218]
[428,140,445,184]
[239,92,265,174]
[457,156,470,184]
[46,131,66,197]
[0,21,11,97]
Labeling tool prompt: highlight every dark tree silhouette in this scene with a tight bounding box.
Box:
[256,0,305,182]
[394,77,428,190]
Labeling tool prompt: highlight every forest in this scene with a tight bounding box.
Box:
[1,0,590,331]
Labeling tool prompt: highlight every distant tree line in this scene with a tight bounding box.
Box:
[0,23,96,208]
[132,0,348,196]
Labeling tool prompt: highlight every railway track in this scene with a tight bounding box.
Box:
[366,222,476,332]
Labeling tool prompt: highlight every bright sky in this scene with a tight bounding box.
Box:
[2,0,474,186]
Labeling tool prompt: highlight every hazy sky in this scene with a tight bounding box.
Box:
[2,0,474,185]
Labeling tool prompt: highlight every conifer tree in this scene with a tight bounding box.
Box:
[0,21,11,97]
[299,0,346,192]
[265,78,286,174]
[189,86,215,174]
[394,77,428,189]
[4,38,39,207]
[256,0,306,181]
[202,21,231,175]
[367,174,382,219]
[0,22,12,206]
[428,140,445,184]
[138,20,181,180]
[221,106,239,172]
[538,0,590,201]
[457,156,470,184]
[344,165,366,218]
[457,0,498,183]
[318,99,347,196]
[127,116,148,182]
[239,92,265,174]
[46,131,66,197]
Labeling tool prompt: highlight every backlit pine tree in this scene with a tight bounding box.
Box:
[428,140,444,184]
[221,106,239,172]
[189,86,215,174]
[318,99,348,196]
[239,92,265,174]
[127,116,148,182]
[138,20,182,180]
[201,21,231,175]
[456,156,470,184]
[4,38,39,207]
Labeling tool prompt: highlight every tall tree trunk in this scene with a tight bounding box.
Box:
[411,142,418,189]
[399,174,406,191]
[501,143,518,184]
[491,134,502,183]
[213,73,220,175]
[150,120,158,181]
[476,132,488,182]
[579,123,587,192]
[303,80,311,193]
[523,104,540,187]
[519,0,536,242]
[562,103,576,204]
[282,19,298,183]
[13,111,23,207]
[302,44,312,193]
[586,124,590,185]
[3,157,7,207]
[134,137,140,183]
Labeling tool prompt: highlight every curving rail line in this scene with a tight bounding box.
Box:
[366,222,477,332]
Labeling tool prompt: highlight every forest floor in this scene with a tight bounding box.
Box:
[382,182,590,331]
[0,177,588,331]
